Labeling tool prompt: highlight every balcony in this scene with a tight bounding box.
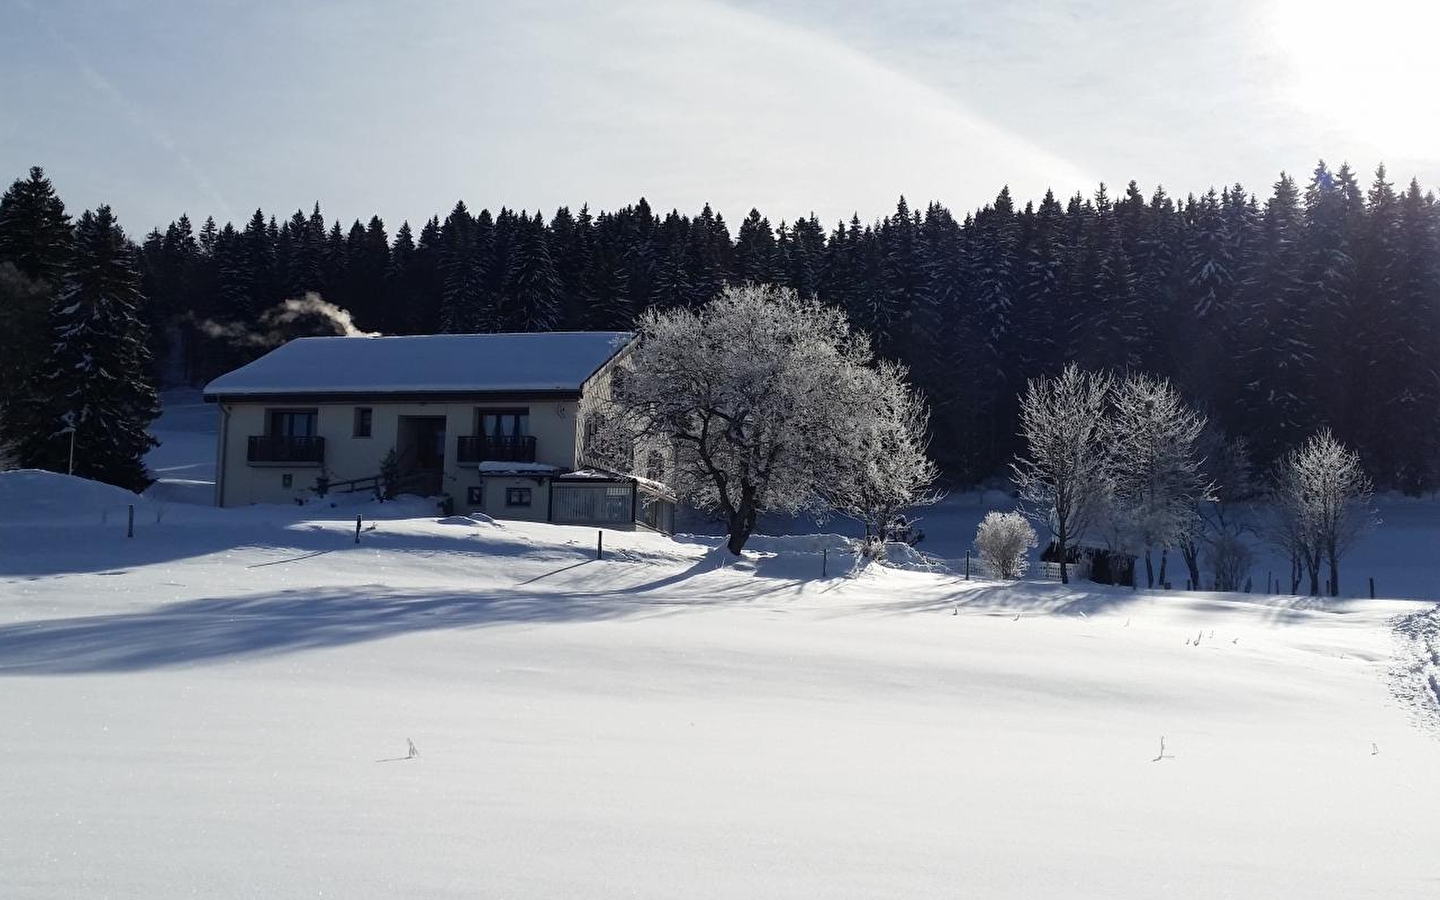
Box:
[457,434,537,464]
[247,434,325,466]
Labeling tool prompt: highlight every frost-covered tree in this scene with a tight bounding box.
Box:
[1106,373,1212,588]
[974,511,1038,579]
[15,206,159,490]
[822,359,940,549]
[1012,364,1112,584]
[1269,429,1376,596]
[605,283,927,555]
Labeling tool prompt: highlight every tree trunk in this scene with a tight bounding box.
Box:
[1328,553,1340,598]
[1158,547,1169,588]
[1305,550,1321,597]
[1181,542,1200,591]
[724,485,759,556]
[1144,547,1155,588]
[1057,523,1069,585]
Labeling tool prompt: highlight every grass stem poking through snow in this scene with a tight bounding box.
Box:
[1152,736,1174,762]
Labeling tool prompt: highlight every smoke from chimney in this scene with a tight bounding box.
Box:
[188,291,378,350]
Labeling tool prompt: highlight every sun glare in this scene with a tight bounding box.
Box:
[1270,0,1440,155]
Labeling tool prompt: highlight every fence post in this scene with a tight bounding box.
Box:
[965,550,970,580]
[1369,577,1375,599]
[822,548,828,578]
[355,515,362,544]
[597,530,603,560]
[127,504,134,538]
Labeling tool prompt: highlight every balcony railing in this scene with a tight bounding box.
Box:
[247,434,325,465]
[457,434,537,464]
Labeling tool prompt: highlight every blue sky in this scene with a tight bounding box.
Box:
[3,0,1437,234]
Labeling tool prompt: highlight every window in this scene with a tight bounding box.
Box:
[466,486,484,506]
[505,487,532,507]
[267,409,317,438]
[476,408,530,441]
[281,473,293,488]
[353,407,373,438]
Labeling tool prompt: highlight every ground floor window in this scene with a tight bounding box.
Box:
[466,486,484,506]
[505,487,532,507]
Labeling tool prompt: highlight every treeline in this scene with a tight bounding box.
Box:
[5,162,1440,494]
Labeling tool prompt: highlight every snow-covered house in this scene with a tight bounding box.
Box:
[202,331,675,530]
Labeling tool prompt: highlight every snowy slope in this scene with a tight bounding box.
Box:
[1,466,1438,898]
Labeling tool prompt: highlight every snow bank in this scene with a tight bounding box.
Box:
[1392,604,1440,733]
[0,469,152,524]
[436,514,500,527]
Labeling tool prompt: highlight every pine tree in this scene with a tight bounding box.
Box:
[283,206,322,299]
[732,208,778,284]
[1172,188,1234,399]
[873,196,922,359]
[687,203,729,306]
[500,211,562,331]
[1239,173,1310,464]
[321,220,348,305]
[16,206,159,489]
[649,209,694,311]
[0,166,73,284]
[547,206,587,325]
[242,209,276,315]
[1385,179,1440,491]
[387,221,416,334]
[0,166,73,441]
[1015,190,1067,381]
[438,201,484,332]
[785,214,827,299]
[409,216,444,333]
[910,201,968,474]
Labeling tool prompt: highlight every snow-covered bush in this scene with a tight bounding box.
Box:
[974,510,1037,579]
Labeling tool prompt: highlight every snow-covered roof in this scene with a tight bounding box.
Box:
[203,332,635,399]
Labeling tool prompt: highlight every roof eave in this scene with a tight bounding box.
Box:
[202,388,585,404]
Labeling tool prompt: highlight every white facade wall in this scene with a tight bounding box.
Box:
[215,398,583,508]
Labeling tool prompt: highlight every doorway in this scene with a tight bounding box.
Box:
[396,415,447,495]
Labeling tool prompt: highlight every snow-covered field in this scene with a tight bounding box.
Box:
[1,398,1438,898]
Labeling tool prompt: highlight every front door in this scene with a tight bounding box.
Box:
[396,415,447,494]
